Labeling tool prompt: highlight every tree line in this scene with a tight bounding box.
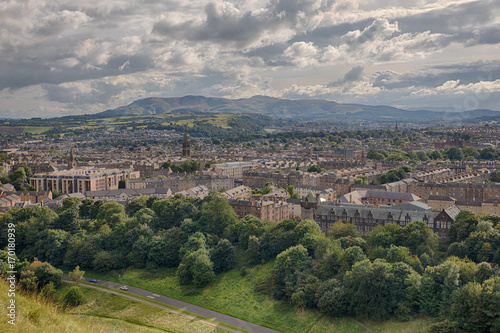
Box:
[1,194,500,332]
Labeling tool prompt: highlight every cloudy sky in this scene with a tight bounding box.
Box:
[1,0,500,118]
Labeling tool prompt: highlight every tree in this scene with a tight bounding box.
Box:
[68,265,85,283]
[447,210,479,242]
[448,282,487,332]
[181,159,201,173]
[128,236,151,268]
[34,262,63,288]
[92,251,119,272]
[272,245,311,300]
[445,147,464,161]
[96,201,128,228]
[63,286,85,307]
[177,248,215,287]
[210,239,236,274]
[34,229,69,266]
[127,196,148,215]
[79,199,95,218]
[286,185,300,199]
[198,193,238,237]
[329,221,359,239]
[354,175,368,185]
[192,251,216,287]
[307,165,322,173]
[53,209,80,232]
[317,279,347,317]
[246,235,261,265]
[149,227,183,268]
[231,214,268,248]
[344,259,394,320]
[345,246,367,268]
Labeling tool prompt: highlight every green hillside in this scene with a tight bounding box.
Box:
[0,282,229,333]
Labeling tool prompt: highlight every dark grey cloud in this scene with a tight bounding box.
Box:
[372,61,500,90]
[328,66,364,87]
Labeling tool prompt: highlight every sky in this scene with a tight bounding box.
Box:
[1,0,500,118]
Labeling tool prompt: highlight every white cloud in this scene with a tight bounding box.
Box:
[1,0,500,117]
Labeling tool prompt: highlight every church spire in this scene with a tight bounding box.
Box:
[182,126,191,158]
[68,148,76,169]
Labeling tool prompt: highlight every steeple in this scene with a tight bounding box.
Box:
[68,148,76,169]
[395,122,399,134]
[182,126,191,158]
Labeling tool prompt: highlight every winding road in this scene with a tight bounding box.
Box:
[63,274,281,333]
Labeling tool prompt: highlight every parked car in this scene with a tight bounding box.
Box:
[89,278,98,283]
[119,286,128,291]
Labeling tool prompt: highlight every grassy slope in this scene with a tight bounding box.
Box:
[0,282,229,333]
[86,259,432,333]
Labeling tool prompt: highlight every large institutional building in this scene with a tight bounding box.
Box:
[30,168,140,194]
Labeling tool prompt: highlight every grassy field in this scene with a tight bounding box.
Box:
[0,281,231,333]
[23,126,53,134]
[82,259,432,333]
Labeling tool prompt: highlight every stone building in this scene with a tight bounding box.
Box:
[213,162,255,179]
[313,202,460,238]
[243,170,318,189]
[340,190,421,207]
[229,190,289,223]
[126,174,233,192]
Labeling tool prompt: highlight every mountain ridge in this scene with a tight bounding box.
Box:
[100,95,500,122]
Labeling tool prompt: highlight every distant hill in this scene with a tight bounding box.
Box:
[100,95,500,122]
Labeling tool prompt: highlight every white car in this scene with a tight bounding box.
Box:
[119,286,128,291]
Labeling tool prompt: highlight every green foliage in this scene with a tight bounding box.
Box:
[427,320,460,333]
[448,282,487,332]
[210,239,236,274]
[68,265,85,283]
[230,214,268,248]
[307,165,323,173]
[317,279,347,317]
[272,245,312,300]
[93,250,120,272]
[96,201,127,228]
[381,166,415,184]
[353,175,368,185]
[447,209,479,242]
[34,262,63,288]
[63,286,85,307]
[286,185,300,199]
[328,221,359,239]
[191,250,216,287]
[41,281,56,301]
[151,195,201,230]
[344,259,394,320]
[127,196,149,215]
[177,248,215,287]
[162,159,201,173]
[198,192,238,237]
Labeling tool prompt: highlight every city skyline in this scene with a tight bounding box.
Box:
[1,0,500,118]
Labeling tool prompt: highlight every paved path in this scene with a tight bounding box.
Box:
[63,274,281,333]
